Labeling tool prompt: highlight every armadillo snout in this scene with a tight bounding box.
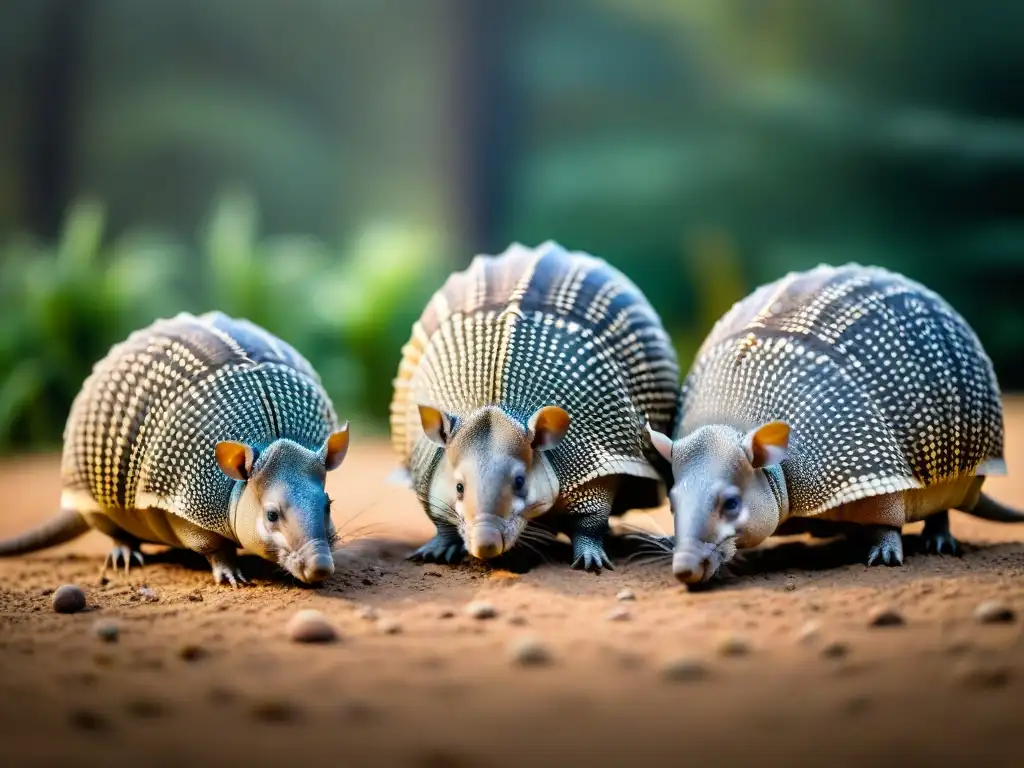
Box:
[300,553,335,584]
[672,551,708,584]
[467,521,505,560]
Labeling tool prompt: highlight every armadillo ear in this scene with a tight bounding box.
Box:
[744,421,790,469]
[322,422,350,471]
[528,406,571,452]
[215,441,258,481]
[646,422,674,462]
[418,405,456,447]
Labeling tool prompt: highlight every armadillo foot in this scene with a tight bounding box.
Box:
[570,535,614,574]
[103,544,145,578]
[920,511,961,556]
[408,534,466,565]
[207,553,248,588]
[865,527,904,567]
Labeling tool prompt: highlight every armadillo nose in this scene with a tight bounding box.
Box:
[301,554,335,584]
[672,552,706,584]
[468,525,504,560]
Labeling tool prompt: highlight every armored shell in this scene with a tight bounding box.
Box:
[390,241,680,506]
[677,264,1005,516]
[60,312,338,537]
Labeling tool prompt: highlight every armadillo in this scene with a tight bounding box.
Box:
[390,241,679,572]
[647,263,1021,584]
[0,312,350,586]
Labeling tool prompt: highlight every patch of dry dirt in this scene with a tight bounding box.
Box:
[2,403,1024,767]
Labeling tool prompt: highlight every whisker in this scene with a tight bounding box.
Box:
[624,551,673,566]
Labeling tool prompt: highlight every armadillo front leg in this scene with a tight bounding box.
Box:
[166,515,247,587]
[840,492,906,567]
[563,478,617,573]
[409,522,466,565]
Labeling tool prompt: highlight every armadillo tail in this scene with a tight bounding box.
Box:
[962,493,1024,523]
[0,509,91,556]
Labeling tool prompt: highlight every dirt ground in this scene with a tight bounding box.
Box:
[2,405,1024,768]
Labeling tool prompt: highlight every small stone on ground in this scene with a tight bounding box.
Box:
[465,601,498,620]
[868,606,905,627]
[92,620,119,643]
[973,600,1016,624]
[52,585,86,614]
[616,589,635,602]
[508,635,552,666]
[661,656,708,682]
[377,617,402,635]
[607,607,631,622]
[287,609,339,643]
[718,633,751,657]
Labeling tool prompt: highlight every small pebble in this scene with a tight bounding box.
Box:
[797,620,821,643]
[69,709,108,732]
[138,587,159,603]
[377,617,402,635]
[785,580,797,592]
[358,605,379,620]
[868,606,905,628]
[39,587,54,596]
[508,635,552,666]
[973,600,1016,625]
[717,633,751,657]
[52,585,87,614]
[287,609,338,644]
[250,699,297,723]
[507,615,528,626]
[661,656,708,682]
[178,643,206,661]
[957,664,1011,690]
[92,621,120,643]
[186,590,204,603]
[465,601,498,620]
[438,608,456,619]
[616,589,636,602]
[821,641,849,659]
[607,607,631,622]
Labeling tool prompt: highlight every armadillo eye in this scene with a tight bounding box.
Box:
[721,492,742,519]
[266,509,280,523]
[513,474,526,493]
[455,482,465,499]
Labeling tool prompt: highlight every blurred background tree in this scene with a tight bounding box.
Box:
[0,0,1021,453]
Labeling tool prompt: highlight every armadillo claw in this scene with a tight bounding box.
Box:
[408,535,466,565]
[865,528,904,567]
[210,563,248,588]
[921,529,960,556]
[103,545,145,578]
[571,541,614,574]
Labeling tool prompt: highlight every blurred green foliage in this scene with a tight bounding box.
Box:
[0,193,445,452]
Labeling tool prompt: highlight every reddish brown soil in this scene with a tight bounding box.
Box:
[2,403,1024,768]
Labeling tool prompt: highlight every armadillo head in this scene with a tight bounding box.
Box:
[215,424,350,584]
[647,421,790,585]
[418,404,565,560]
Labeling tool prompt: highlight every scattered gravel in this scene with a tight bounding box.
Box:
[92,620,120,643]
[465,602,498,620]
[661,656,709,682]
[821,641,849,659]
[508,635,552,666]
[52,585,86,614]
[287,609,339,643]
[607,607,631,622]
[377,617,402,635]
[797,620,821,644]
[973,600,1016,625]
[138,587,159,603]
[717,633,751,657]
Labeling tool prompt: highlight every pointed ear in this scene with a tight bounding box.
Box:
[321,422,350,471]
[215,441,258,481]
[528,406,571,452]
[744,421,790,468]
[418,405,456,447]
[646,422,674,462]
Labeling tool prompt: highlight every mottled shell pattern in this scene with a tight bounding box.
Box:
[390,241,680,505]
[676,264,1005,516]
[60,312,339,538]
